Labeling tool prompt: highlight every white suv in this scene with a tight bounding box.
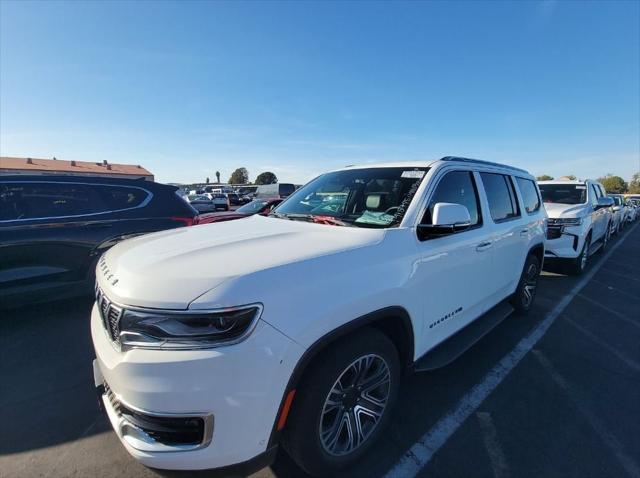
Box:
[91,157,546,476]
[538,179,614,274]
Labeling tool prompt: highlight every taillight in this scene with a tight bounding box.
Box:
[170,216,198,226]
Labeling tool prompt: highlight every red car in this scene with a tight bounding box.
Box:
[197,198,282,224]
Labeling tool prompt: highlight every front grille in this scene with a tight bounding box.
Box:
[546,226,562,240]
[96,288,122,343]
[105,384,206,447]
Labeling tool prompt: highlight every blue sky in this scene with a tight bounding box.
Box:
[1,0,638,184]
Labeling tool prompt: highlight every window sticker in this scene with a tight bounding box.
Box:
[575,185,586,189]
[401,170,426,179]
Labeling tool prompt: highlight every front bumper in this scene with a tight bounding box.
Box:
[544,223,586,259]
[91,304,304,470]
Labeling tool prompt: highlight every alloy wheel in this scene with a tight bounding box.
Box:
[319,354,391,457]
[522,262,538,308]
[580,239,590,271]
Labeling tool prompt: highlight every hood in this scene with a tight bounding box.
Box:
[543,202,589,219]
[97,215,384,309]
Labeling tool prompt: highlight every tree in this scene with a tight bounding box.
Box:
[228,167,249,185]
[597,174,628,194]
[536,174,553,181]
[215,171,220,183]
[628,172,640,194]
[206,177,210,184]
[255,171,278,185]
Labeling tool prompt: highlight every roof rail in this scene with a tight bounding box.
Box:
[439,156,529,174]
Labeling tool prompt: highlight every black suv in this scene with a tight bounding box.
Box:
[0,175,198,308]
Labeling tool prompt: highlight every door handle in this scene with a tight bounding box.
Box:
[520,228,529,236]
[476,241,493,252]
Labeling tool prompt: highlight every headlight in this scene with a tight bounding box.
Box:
[548,217,583,226]
[118,305,262,350]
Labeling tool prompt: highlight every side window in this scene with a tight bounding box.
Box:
[480,173,521,222]
[0,182,107,221]
[423,171,481,226]
[515,177,541,214]
[99,186,148,210]
[598,185,606,197]
[590,184,602,203]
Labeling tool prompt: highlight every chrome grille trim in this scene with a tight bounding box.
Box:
[96,287,123,344]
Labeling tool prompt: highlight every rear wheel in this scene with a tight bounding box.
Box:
[510,254,540,315]
[283,328,400,476]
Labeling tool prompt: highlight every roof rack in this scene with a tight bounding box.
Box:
[439,156,528,174]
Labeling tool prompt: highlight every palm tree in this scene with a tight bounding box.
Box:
[215,171,220,183]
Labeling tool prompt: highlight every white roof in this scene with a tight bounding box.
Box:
[538,180,588,185]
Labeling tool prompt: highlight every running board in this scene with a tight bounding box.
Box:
[414,301,515,372]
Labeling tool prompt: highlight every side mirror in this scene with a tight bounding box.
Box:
[418,203,472,238]
[595,197,614,210]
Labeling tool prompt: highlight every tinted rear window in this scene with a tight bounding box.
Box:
[480,173,520,221]
[98,185,149,210]
[515,177,541,214]
[0,182,107,221]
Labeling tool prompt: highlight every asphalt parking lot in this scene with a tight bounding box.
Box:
[1,223,638,478]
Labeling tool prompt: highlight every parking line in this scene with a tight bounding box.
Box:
[591,278,640,303]
[532,350,640,478]
[598,268,640,283]
[564,316,640,373]
[576,293,640,331]
[476,412,509,478]
[383,223,638,478]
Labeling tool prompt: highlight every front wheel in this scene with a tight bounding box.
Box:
[601,222,611,252]
[283,328,400,476]
[510,254,540,315]
[568,235,590,275]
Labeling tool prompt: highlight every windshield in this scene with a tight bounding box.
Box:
[272,167,428,227]
[237,200,270,214]
[539,184,587,205]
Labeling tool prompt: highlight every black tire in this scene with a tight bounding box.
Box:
[510,254,541,315]
[282,328,400,477]
[568,234,591,275]
[601,222,611,253]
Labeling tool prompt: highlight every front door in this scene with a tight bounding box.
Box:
[413,169,494,355]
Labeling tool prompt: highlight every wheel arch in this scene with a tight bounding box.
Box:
[267,306,415,447]
[528,242,545,265]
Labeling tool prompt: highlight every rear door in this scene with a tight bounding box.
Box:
[478,172,527,301]
[0,181,111,294]
[0,180,160,298]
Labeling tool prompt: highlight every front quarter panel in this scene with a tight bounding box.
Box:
[190,229,422,357]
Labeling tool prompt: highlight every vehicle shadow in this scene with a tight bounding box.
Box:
[0,295,105,455]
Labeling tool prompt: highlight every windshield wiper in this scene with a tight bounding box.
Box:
[268,212,348,226]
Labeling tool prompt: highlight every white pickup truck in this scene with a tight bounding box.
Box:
[92,157,546,476]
